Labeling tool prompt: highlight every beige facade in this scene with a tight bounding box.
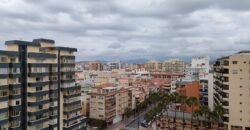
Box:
[89,84,117,124]
[163,59,185,73]
[116,88,129,118]
[214,51,250,130]
[145,59,162,72]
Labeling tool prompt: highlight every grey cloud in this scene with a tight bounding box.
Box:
[0,0,250,61]
[108,43,122,49]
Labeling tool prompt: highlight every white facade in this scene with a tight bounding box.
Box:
[208,72,214,110]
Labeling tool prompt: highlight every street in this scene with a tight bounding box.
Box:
[125,114,156,130]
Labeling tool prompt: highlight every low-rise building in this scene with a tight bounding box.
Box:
[175,80,200,113]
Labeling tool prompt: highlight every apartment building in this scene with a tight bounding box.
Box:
[185,56,211,106]
[0,39,86,130]
[175,80,200,113]
[145,59,162,72]
[108,61,122,70]
[86,61,103,71]
[89,83,117,124]
[114,88,129,123]
[213,51,250,130]
[162,59,185,73]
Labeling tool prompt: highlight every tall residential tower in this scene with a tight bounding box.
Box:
[0,39,86,130]
[213,51,250,130]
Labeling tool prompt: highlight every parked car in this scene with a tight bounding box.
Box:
[141,120,151,128]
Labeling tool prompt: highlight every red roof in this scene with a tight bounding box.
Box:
[94,83,115,88]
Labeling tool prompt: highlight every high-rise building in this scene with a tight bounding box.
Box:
[213,51,250,130]
[0,39,86,130]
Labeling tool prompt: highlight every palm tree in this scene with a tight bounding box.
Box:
[162,94,171,129]
[186,97,198,130]
[192,109,201,130]
[207,111,217,129]
[199,105,210,128]
[213,105,224,130]
[170,92,180,124]
[179,95,187,130]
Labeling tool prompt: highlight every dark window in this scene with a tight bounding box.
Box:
[232,61,238,64]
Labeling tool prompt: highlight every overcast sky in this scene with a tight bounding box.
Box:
[0,0,250,61]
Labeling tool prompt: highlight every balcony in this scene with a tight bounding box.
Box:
[63,119,86,130]
[63,115,83,123]
[9,73,21,78]
[28,108,49,116]
[61,86,80,91]
[28,52,57,59]
[0,84,9,90]
[61,71,75,75]
[9,125,21,130]
[28,99,50,106]
[28,90,49,96]
[63,107,81,115]
[9,105,22,111]
[28,81,50,87]
[9,83,21,89]
[49,123,58,129]
[50,114,58,120]
[0,96,9,102]
[0,74,9,79]
[9,94,21,99]
[61,79,75,83]
[63,100,81,107]
[28,72,50,77]
[9,114,21,121]
[0,117,9,125]
[61,63,75,67]
[28,116,50,126]
[63,93,81,99]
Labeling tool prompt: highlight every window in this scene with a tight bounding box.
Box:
[39,105,43,110]
[232,61,238,64]
[0,56,8,62]
[0,90,8,97]
[36,77,43,82]
[16,100,20,105]
[9,110,20,116]
[10,57,16,62]
[0,68,8,74]
[36,87,42,91]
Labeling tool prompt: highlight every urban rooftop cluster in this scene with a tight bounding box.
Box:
[0,38,249,130]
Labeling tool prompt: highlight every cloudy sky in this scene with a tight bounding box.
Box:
[0,0,250,61]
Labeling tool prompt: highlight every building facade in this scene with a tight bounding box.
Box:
[145,60,162,72]
[162,59,185,73]
[89,84,117,124]
[0,39,86,130]
[213,51,250,130]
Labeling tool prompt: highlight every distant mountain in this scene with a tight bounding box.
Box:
[123,58,148,64]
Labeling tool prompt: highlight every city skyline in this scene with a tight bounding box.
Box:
[1,0,250,61]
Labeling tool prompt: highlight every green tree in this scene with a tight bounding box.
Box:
[192,109,201,129]
[199,105,210,128]
[179,95,187,130]
[186,97,198,130]
[213,105,224,130]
